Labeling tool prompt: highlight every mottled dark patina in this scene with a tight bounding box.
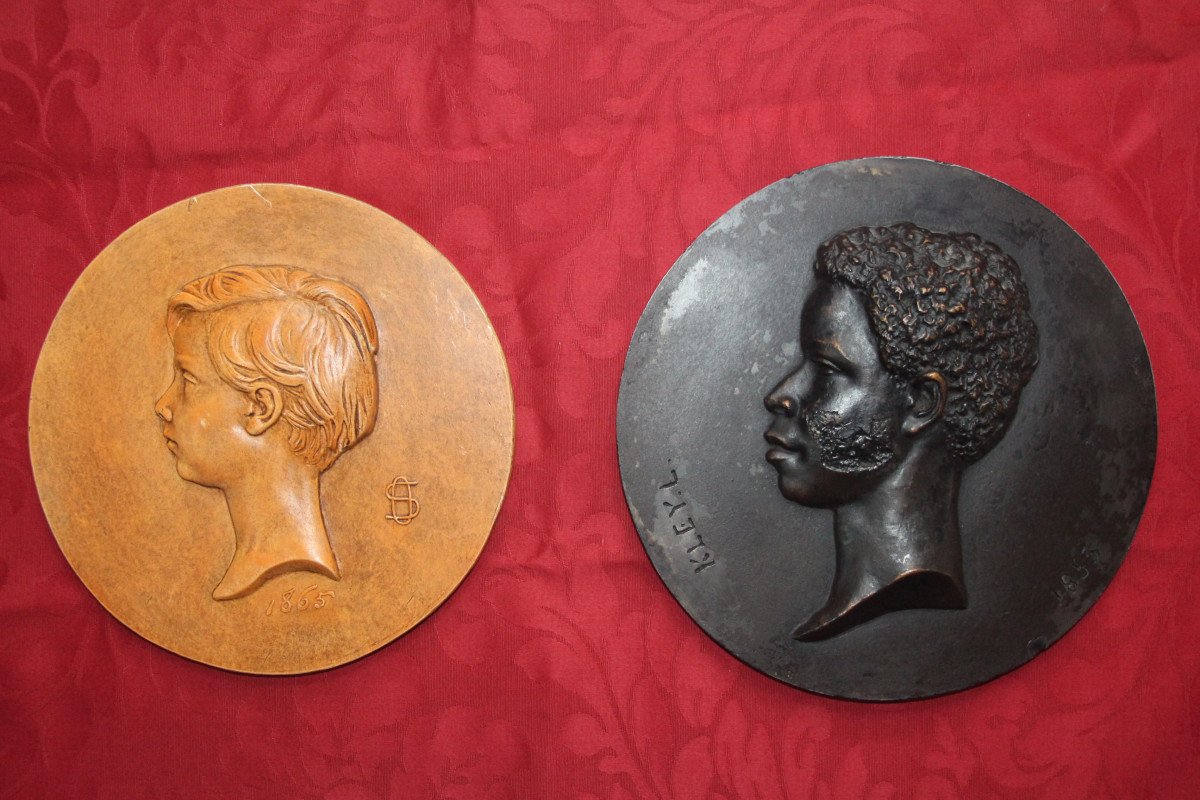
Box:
[617,158,1156,700]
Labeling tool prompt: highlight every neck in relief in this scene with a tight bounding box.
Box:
[793,448,966,641]
[213,464,338,601]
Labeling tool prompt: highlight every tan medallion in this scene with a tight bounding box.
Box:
[30,184,514,674]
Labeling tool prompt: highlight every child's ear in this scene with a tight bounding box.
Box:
[244,383,283,436]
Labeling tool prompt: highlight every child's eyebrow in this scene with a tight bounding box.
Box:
[175,353,200,372]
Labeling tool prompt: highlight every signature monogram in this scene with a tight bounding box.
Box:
[386,477,420,525]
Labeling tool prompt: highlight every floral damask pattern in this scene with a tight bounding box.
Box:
[2,0,1199,797]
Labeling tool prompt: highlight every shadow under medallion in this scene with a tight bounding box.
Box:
[763,222,1039,641]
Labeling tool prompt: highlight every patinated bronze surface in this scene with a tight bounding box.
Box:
[30,184,514,674]
[764,222,1040,641]
[618,158,1156,700]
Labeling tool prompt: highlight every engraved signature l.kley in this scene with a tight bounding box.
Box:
[659,464,717,574]
[265,585,335,616]
[385,476,420,525]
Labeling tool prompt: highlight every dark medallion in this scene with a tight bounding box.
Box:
[617,158,1156,700]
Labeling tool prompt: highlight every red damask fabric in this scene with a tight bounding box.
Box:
[2,1,1198,798]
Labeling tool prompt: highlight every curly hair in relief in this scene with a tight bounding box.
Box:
[167,265,379,471]
[814,222,1039,462]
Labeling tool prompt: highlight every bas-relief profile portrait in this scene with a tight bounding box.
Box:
[154,265,379,601]
[764,223,1039,641]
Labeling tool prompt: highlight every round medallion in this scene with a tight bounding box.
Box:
[31,184,514,674]
[617,158,1156,700]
